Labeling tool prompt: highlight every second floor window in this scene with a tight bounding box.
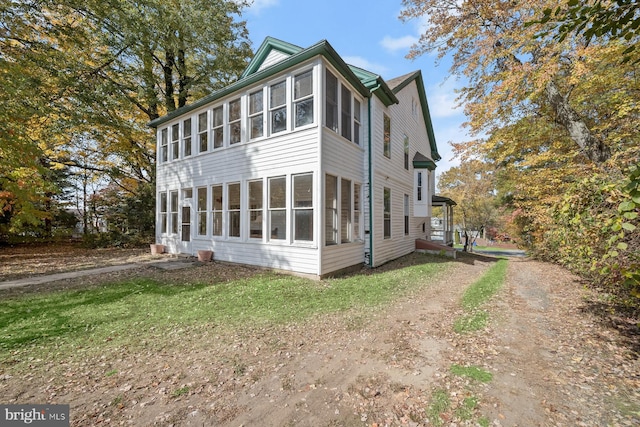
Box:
[183,119,192,157]
[160,128,168,163]
[383,113,391,158]
[171,123,179,160]
[354,99,361,145]
[229,99,241,144]
[249,90,264,139]
[325,70,338,133]
[341,86,352,141]
[198,112,208,153]
[213,106,224,149]
[404,135,409,170]
[270,81,287,133]
[294,71,313,127]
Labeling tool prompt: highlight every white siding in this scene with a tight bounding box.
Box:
[259,50,291,72]
[319,128,367,275]
[369,79,434,267]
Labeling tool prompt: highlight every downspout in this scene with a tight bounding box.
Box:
[367,96,373,268]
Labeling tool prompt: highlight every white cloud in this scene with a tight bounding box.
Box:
[426,79,463,119]
[342,56,389,76]
[246,0,279,14]
[380,35,418,53]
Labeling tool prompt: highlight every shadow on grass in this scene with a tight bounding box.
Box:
[0,280,208,351]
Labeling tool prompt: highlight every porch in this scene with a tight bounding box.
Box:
[430,195,456,246]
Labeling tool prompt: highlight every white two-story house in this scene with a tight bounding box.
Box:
[149,37,441,277]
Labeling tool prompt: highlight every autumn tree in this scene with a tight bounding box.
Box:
[1,0,252,242]
[437,160,501,251]
[401,0,639,305]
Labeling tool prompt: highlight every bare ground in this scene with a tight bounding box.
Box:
[0,243,638,426]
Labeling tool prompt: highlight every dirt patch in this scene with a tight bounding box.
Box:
[0,245,638,426]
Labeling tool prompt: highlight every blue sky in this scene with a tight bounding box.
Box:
[243,0,470,181]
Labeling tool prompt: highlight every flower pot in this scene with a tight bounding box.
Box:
[150,244,165,255]
[197,250,213,262]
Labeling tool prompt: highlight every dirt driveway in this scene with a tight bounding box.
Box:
[0,244,638,426]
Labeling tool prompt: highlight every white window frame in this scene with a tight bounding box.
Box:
[160,128,168,163]
[227,182,241,238]
[268,176,287,241]
[171,123,179,161]
[248,89,265,140]
[182,118,192,157]
[292,173,313,242]
[384,187,391,239]
[211,184,223,237]
[269,80,287,134]
[198,111,208,153]
[197,187,207,236]
[229,98,242,145]
[248,179,264,239]
[212,105,224,149]
[383,113,391,159]
[293,70,314,128]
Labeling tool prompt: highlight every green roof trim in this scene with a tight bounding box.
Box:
[413,152,437,170]
[390,71,441,161]
[240,37,303,79]
[349,66,398,107]
[149,38,371,129]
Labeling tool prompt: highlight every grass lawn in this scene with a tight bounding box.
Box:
[0,254,452,370]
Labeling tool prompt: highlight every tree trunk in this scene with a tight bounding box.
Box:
[545,80,611,164]
[177,47,190,109]
[163,49,176,113]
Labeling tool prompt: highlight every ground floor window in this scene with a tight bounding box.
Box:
[293,173,313,241]
[211,185,223,236]
[170,190,179,235]
[269,176,286,240]
[197,187,207,236]
[249,179,263,238]
[325,174,338,245]
[228,183,241,237]
[384,187,391,239]
[159,192,168,234]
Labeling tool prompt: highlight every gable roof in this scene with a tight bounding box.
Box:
[388,71,441,161]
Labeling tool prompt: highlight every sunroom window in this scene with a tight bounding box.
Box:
[211,185,223,236]
[198,112,208,153]
[249,180,263,238]
[171,123,179,160]
[269,177,286,240]
[354,99,361,145]
[159,192,167,234]
[249,89,264,139]
[228,183,241,237]
[160,128,168,163]
[229,99,241,144]
[212,106,224,149]
[197,187,207,236]
[325,70,338,132]
[294,71,314,127]
[341,86,352,141]
[270,81,287,133]
[182,118,192,157]
[325,174,338,245]
[293,173,313,241]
